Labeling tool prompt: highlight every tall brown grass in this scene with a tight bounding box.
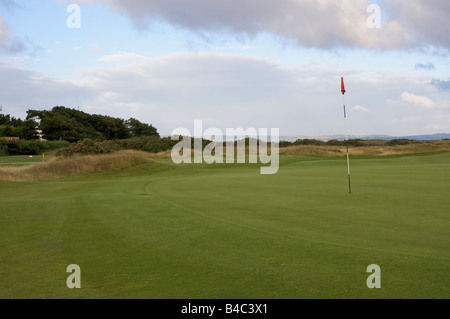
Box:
[0,150,151,181]
[2,141,449,182]
[279,140,450,157]
[117,141,450,159]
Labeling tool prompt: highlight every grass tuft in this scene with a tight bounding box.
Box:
[279,140,450,157]
[0,150,151,181]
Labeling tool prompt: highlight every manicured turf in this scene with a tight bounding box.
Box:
[0,155,46,165]
[0,153,449,298]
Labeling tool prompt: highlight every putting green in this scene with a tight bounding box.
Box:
[0,153,449,298]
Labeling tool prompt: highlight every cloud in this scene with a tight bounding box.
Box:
[76,52,450,135]
[26,52,359,134]
[69,0,408,50]
[97,51,147,62]
[353,105,369,112]
[415,62,435,71]
[90,43,103,55]
[400,92,436,109]
[68,0,450,51]
[0,16,8,43]
[0,62,92,115]
[430,78,450,92]
[79,52,302,131]
[0,15,26,54]
[2,53,450,136]
[385,0,450,50]
[0,0,21,11]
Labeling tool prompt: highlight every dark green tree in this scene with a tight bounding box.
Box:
[126,118,159,138]
[26,106,158,142]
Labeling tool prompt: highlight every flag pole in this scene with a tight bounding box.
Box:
[341,77,351,194]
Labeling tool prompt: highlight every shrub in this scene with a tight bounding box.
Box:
[57,136,180,156]
[294,139,326,146]
[0,150,151,181]
[386,139,411,146]
[348,139,364,147]
[326,139,341,146]
[279,141,294,148]
[0,139,69,155]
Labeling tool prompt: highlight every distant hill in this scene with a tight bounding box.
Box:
[280,133,450,142]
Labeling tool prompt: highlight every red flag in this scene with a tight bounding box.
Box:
[341,77,346,95]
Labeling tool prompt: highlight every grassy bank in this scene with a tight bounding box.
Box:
[279,139,450,157]
[0,150,151,181]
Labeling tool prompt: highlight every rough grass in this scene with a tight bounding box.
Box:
[2,141,449,181]
[279,140,450,157]
[147,140,450,158]
[0,150,151,181]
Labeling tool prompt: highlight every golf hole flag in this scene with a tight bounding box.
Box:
[341,77,351,194]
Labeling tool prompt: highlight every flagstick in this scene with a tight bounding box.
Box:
[342,94,352,194]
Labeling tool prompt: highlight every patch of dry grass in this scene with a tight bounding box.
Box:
[149,150,172,158]
[279,140,450,157]
[114,141,450,159]
[2,141,449,181]
[0,150,152,181]
[280,145,344,157]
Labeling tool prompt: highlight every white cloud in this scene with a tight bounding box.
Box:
[97,51,147,62]
[66,0,407,50]
[0,63,91,117]
[65,0,450,51]
[75,52,450,135]
[90,43,103,55]
[353,105,369,112]
[73,46,82,51]
[401,92,436,109]
[8,55,40,64]
[0,16,9,43]
[386,0,450,50]
[2,52,450,136]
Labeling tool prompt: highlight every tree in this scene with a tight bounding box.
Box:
[126,118,159,138]
[26,106,159,142]
[0,114,38,139]
[19,120,39,140]
[0,114,12,126]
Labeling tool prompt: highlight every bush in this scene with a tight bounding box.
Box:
[57,136,180,156]
[294,139,327,146]
[326,139,341,146]
[348,139,364,147]
[279,141,294,148]
[326,139,364,147]
[386,139,411,146]
[0,139,70,155]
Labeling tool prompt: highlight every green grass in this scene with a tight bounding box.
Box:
[0,153,449,298]
[0,155,48,164]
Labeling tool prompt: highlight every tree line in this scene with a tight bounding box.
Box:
[279,138,365,147]
[1,106,159,142]
[0,114,37,140]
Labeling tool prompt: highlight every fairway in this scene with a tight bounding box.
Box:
[1,153,449,298]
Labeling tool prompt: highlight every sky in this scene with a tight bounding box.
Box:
[0,0,450,137]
